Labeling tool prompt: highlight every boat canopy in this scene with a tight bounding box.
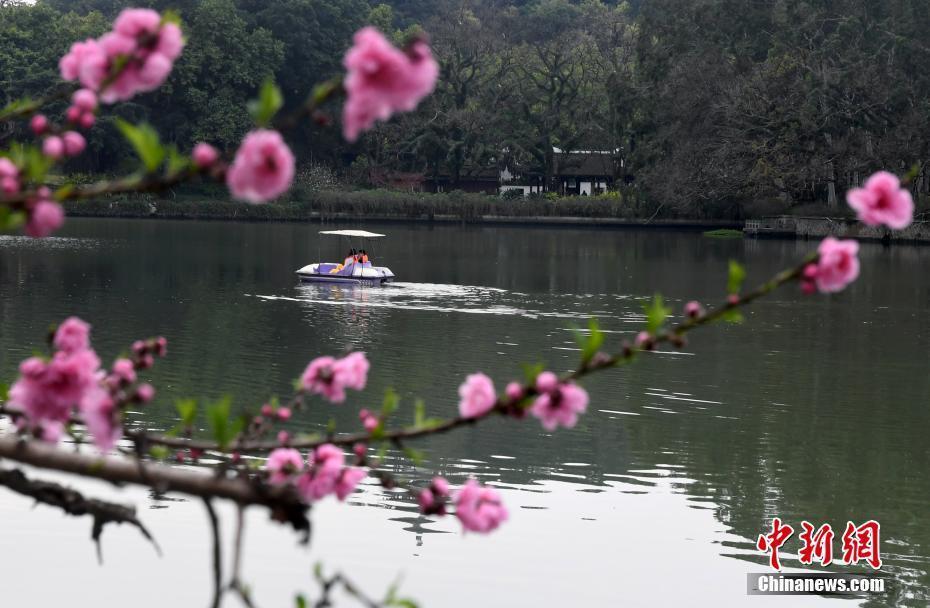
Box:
[319,229,385,238]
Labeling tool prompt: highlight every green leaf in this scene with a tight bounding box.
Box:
[326,417,337,434]
[413,399,426,427]
[116,119,165,173]
[18,145,52,182]
[161,9,182,26]
[521,362,544,383]
[381,388,399,418]
[727,260,746,295]
[53,184,74,201]
[574,317,605,364]
[0,97,37,120]
[0,382,8,402]
[248,79,283,127]
[644,294,671,334]
[295,595,307,608]
[164,144,190,177]
[0,207,25,232]
[206,396,235,449]
[721,309,744,324]
[149,445,169,460]
[175,398,198,427]
[402,446,425,466]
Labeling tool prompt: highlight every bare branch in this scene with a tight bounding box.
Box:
[0,466,159,561]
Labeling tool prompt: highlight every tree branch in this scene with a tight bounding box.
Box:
[0,436,310,537]
[0,466,159,562]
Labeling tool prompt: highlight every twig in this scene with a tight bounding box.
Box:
[0,466,160,562]
[203,498,223,608]
[228,505,257,608]
[0,436,310,535]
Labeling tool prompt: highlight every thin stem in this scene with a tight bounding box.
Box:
[203,498,223,608]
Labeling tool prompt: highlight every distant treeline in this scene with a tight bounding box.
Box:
[3,0,929,215]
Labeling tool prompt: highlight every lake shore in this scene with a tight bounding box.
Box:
[62,192,930,242]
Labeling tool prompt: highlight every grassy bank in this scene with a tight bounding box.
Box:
[64,189,674,222]
[65,188,893,227]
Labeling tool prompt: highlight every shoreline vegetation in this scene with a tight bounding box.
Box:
[61,189,930,242]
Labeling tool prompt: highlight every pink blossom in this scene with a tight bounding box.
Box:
[846,171,913,230]
[277,407,292,421]
[458,372,497,419]
[301,356,343,401]
[297,444,345,501]
[192,142,219,169]
[30,114,48,135]
[43,136,64,159]
[300,352,369,403]
[277,430,290,445]
[684,301,704,318]
[25,199,64,238]
[63,131,86,156]
[266,448,303,484]
[9,348,101,442]
[454,479,508,534]
[66,106,82,123]
[72,89,97,111]
[505,381,524,401]
[334,467,367,500]
[0,158,19,194]
[111,358,136,384]
[154,336,167,357]
[54,317,91,353]
[342,27,439,141]
[79,385,121,452]
[635,331,653,349]
[418,476,451,515]
[359,409,379,432]
[79,113,96,129]
[59,39,107,91]
[811,237,860,293]
[260,403,274,417]
[531,381,589,431]
[333,352,370,391]
[135,383,155,403]
[535,371,558,393]
[226,130,294,203]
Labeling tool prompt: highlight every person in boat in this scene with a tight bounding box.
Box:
[360,250,369,263]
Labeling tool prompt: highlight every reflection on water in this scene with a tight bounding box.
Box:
[1,218,929,607]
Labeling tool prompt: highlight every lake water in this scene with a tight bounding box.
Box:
[0,218,928,607]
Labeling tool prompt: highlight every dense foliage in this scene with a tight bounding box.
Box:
[2,0,928,215]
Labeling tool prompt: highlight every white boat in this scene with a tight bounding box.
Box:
[295,229,395,286]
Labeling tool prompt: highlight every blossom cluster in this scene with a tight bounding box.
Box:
[342,27,439,141]
[458,370,589,431]
[798,170,914,295]
[300,352,370,403]
[8,317,161,451]
[414,476,508,533]
[266,444,366,503]
[59,8,184,104]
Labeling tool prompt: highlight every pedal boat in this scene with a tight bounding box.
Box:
[295,229,395,286]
